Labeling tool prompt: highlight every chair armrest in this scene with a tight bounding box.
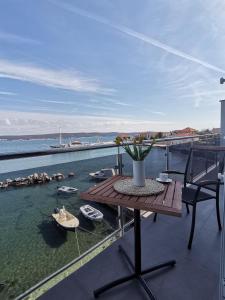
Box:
[197,180,218,187]
[163,170,185,175]
[191,180,219,203]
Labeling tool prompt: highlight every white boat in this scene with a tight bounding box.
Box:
[67,140,82,148]
[57,186,78,194]
[50,128,67,149]
[89,168,116,180]
[52,206,79,231]
[50,144,67,149]
[80,205,103,221]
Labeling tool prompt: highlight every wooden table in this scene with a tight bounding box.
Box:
[80,175,182,299]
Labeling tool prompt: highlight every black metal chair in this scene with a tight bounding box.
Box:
[154,146,224,249]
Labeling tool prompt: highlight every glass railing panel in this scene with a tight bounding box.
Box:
[122,145,190,180]
[169,149,188,174]
[122,147,167,178]
[168,135,221,181]
[0,146,119,174]
[195,134,220,146]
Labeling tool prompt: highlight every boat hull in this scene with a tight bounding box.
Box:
[80,205,103,221]
[53,221,77,232]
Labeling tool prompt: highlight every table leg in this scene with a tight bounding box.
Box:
[94,273,136,298]
[93,209,176,299]
[134,209,141,274]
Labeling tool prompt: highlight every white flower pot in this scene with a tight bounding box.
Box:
[132,160,145,187]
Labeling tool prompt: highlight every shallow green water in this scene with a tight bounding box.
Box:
[0,154,120,299]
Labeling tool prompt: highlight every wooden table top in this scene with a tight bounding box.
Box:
[80,175,182,217]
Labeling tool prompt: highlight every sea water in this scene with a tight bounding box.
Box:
[0,135,114,154]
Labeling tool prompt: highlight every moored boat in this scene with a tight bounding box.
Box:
[67,140,82,147]
[50,128,67,149]
[89,168,116,180]
[68,172,75,177]
[57,186,78,194]
[80,205,103,221]
[52,206,79,231]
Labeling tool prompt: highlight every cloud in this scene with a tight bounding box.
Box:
[0,30,40,45]
[38,99,75,105]
[150,111,166,116]
[0,110,175,135]
[89,98,132,107]
[155,55,223,108]
[0,91,17,96]
[5,118,11,126]
[37,97,132,110]
[181,90,225,98]
[82,103,117,111]
[0,59,115,95]
[49,0,225,74]
[39,98,131,107]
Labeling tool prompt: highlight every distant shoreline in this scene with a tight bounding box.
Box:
[0,132,119,141]
[0,131,149,141]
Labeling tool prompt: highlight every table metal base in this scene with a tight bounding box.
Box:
[94,209,176,299]
[94,245,175,299]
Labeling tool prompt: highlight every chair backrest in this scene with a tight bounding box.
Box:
[184,146,225,191]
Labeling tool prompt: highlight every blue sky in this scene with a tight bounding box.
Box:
[0,0,225,134]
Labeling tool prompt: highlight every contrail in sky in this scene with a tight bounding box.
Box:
[49,0,225,74]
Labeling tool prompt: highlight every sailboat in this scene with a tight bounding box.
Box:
[50,128,67,149]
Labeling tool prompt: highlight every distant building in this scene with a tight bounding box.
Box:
[118,133,130,139]
[162,131,171,137]
[141,131,170,139]
[212,128,220,134]
[172,127,197,137]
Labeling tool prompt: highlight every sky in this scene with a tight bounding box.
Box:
[0,0,225,135]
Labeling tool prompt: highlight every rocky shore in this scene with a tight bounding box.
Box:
[0,172,75,189]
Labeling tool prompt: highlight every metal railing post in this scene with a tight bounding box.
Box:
[219,171,225,300]
[117,206,124,237]
[165,145,169,170]
[116,146,124,236]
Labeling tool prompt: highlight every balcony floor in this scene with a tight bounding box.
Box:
[39,196,223,300]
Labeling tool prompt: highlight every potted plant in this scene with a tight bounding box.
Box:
[115,135,155,187]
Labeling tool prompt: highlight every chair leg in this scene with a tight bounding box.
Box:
[153,213,157,222]
[186,204,190,214]
[216,197,222,230]
[188,204,196,250]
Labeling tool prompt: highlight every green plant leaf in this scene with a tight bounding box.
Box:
[133,144,139,160]
[122,138,155,161]
[138,145,144,160]
[123,145,136,160]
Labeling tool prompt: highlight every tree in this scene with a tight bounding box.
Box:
[155,132,163,139]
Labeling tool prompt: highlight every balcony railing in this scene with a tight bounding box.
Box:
[0,133,220,300]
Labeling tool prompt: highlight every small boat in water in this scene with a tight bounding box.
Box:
[52,206,79,231]
[57,186,78,194]
[89,168,116,180]
[67,140,82,148]
[80,205,103,221]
